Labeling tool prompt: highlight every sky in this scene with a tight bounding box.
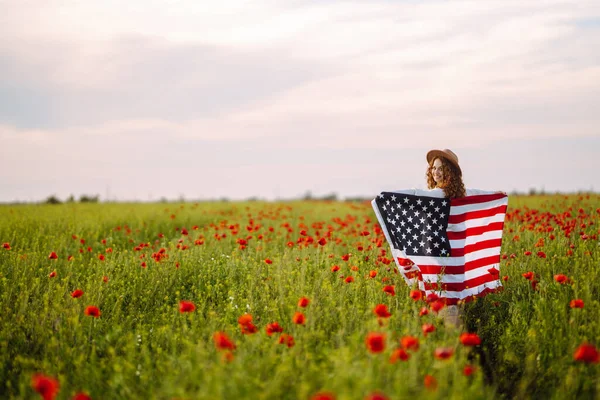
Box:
[1,0,599,202]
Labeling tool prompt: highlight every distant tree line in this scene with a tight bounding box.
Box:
[44,194,100,204]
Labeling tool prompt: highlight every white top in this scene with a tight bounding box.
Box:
[392,188,496,198]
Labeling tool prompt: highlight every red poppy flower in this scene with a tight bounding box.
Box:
[331,265,340,272]
[419,307,429,317]
[522,271,535,281]
[266,322,284,336]
[573,343,599,363]
[179,300,196,313]
[536,251,546,258]
[72,393,92,400]
[554,274,569,284]
[502,275,509,282]
[341,254,351,261]
[344,276,354,283]
[49,271,56,278]
[2,243,10,250]
[293,312,306,325]
[365,391,389,400]
[278,333,295,348]
[424,375,437,390]
[318,238,327,246]
[31,373,60,400]
[102,275,109,283]
[422,323,435,335]
[400,335,419,351]
[460,333,481,346]
[410,290,422,301]
[487,268,499,278]
[310,392,336,400]
[298,297,310,308]
[369,270,377,278]
[389,348,409,363]
[463,365,476,376]
[48,252,58,259]
[264,258,273,264]
[238,314,253,326]
[434,347,454,360]
[373,304,391,318]
[570,299,584,308]
[70,289,84,299]
[426,293,439,303]
[430,300,445,313]
[241,322,258,334]
[524,251,532,256]
[382,285,395,296]
[84,305,101,318]
[365,332,386,353]
[213,332,236,351]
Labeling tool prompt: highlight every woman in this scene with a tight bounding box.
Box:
[377,149,504,328]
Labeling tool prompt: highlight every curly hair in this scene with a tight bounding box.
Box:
[426,157,466,199]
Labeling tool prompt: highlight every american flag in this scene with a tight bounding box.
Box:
[372,191,508,304]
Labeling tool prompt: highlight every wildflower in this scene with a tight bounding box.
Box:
[463,365,476,376]
[460,333,481,346]
[48,252,58,259]
[49,271,56,278]
[298,297,310,308]
[70,289,84,299]
[487,268,499,278]
[310,392,336,400]
[369,270,377,278]
[365,391,389,400]
[434,347,454,360]
[179,301,196,313]
[2,243,10,250]
[570,299,584,309]
[426,293,439,303]
[410,290,422,301]
[536,251,546,258]
[331,265,340,272]
[424,375,437,390]
[278,333,295,348]
[31,373,60,400]
[382,285,395,296]
[422,323,435,336]
[365,332,386,353]
[84,306,101,318]
[318,238,327,246]
[292,312,306,325]
[554,274,569,284]
[419,307,429,317]
[344,276,354,283]
[389,348,410,363]
[102,276,109,283]
[265,258,273,264]
[265,322,284,336]
[524,251,532,256]
[430,300,445,313]
[400,336,419,351]
[522,271,535,281]
[213,332,236,351]
[573,343,599,364]
[373,304,391,318]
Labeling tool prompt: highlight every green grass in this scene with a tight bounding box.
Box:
[1,195,599,399]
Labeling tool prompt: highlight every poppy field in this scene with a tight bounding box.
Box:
[0,194,599,399]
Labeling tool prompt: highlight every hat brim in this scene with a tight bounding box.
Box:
[426,149,462,176]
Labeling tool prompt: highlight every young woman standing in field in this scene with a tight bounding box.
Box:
[380,149,504,327]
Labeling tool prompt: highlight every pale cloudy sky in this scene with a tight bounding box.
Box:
[1,0,599,202]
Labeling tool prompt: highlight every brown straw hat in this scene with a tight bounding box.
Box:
[426,149,462,176]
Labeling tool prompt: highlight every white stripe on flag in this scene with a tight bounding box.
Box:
[450,197,508,215]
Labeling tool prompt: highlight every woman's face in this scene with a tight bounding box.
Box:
[431,158,444,186]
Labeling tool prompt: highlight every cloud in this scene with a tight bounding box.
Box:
[1,0,600,201]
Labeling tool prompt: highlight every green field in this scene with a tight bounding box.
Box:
[1,195,599,399]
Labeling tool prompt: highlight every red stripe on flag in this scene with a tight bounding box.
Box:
[422,273,498,292]
[450,238,503,257]
[442,287,501,305]
[447,222,505,240]
[450,193,506,207]
[418,255,500,275]
[448,205,508,224]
